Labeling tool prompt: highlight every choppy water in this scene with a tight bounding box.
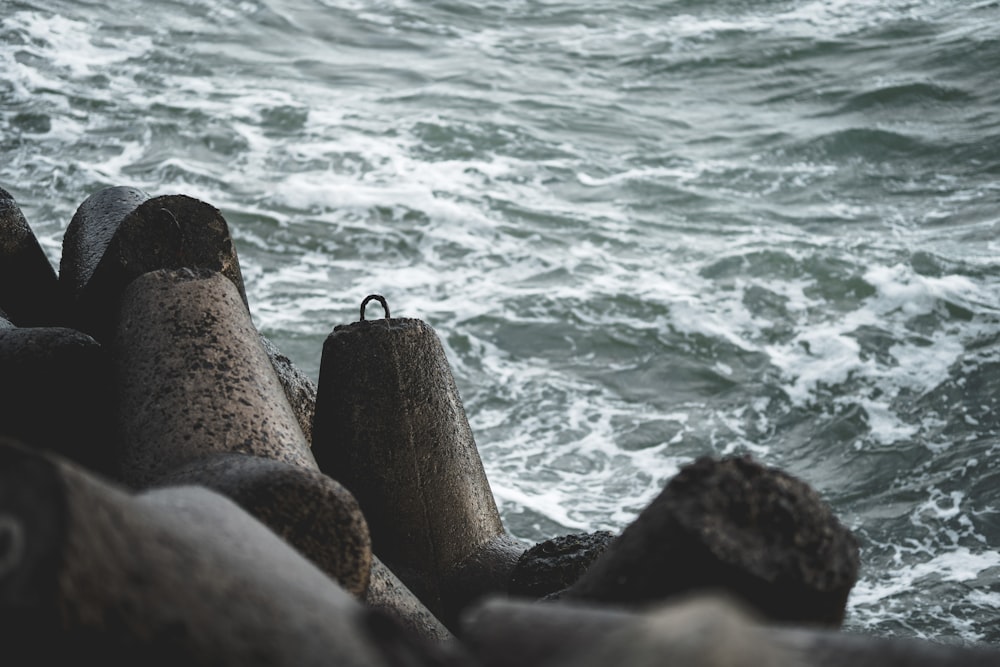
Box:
[3,0,1000,645]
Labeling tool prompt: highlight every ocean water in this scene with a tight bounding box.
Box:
[3,0,1000,645]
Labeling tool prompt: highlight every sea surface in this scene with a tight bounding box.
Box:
[3,0,1000,645]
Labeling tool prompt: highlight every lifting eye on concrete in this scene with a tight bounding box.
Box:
[360,294,390,322]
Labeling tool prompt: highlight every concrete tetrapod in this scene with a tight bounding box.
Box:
[461,596,1000,667]
[563,455,860,627]
[155,452,372,597]
[59,184,150,318]
[113,267,316,486]
[312,295,526,628]
[59,186,315,443]
[0,186,63,326]
[0,438,451,666]
[0,325,114,477]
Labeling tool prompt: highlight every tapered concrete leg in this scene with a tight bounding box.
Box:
[312,301,525,625]
[113,268,316,487]
[0,187,63,326]
[155,452,371,597]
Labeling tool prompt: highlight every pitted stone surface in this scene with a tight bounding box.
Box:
[565,455,860,627]
[313,316,505,617]
[156,452,372,597]
[114,269,316,488]
[508,530,615,600]
[0,187,62,326]
[59,185,149,302]
[260,335,317,446]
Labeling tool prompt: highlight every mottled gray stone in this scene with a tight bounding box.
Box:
[0,186,63,326]
[155,452,371,597]
[508,531,615,600]
[113,268,316,487]
[59,185,149,307]
[0,438,442,666]
[312,313,521,622]
[0,307,11,329]
[564,455,860,627]
[70,193,246,341]
[0,326,114,476]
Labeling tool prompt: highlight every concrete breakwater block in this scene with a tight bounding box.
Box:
[113,268,316,485]
[62,189,246,341]
[0,438,449,666]
[0,186,63,326]
[367,556,455,642]
[0,325,114,477]
[59,184,150,314]
[461,595,1000,667]
[155,452,372,598]
[312,296,526,625]
[59,185,315,442]
[562,455,860,627]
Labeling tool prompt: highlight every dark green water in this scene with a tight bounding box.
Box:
[2,0,1000,644]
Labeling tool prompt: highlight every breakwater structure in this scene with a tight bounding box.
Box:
[1,184,998,666]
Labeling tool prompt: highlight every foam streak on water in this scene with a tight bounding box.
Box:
[2,0,1000,644]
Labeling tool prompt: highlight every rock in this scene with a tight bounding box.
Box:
[113,268,316,486]
[563,455,859,627]
[259,334,317,446]
[508,531,616,600]
[0,186,63,326]
[312,300,525,625]
[155,452,371,598]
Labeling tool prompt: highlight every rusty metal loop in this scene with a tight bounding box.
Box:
[360,294,390,322]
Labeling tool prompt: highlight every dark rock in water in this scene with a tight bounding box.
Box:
[508,530,616,599]
[113,268,316,487]
[0,186,63,326]
[563,455,860,627]
[0,438,441,666]
[312,308,525,625]
[0,326,114,477]
[154,452,372,598]
[59,185,149,310]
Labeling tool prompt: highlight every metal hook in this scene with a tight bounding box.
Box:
[360,294,390,321]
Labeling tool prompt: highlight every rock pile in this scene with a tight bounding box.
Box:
[1,185,996,666]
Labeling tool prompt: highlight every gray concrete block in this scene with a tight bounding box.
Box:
[0,186,63,326]
[113,268,316,487]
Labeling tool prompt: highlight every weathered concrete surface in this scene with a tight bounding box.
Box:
[113,268,316,488]
[59,185,149,308]
[563,455,860,627]
[57,187,314,439]
[442,534,527,628]
[155,452,371,597]
[0,186,63,326]
[0,306,12,329]
[70,193,247,341]
[0,438,446,666]
[312,314,519,621]
[0,326,114,476]
[461,595,1000,667]
[260,334,317,446]
[508,531,615,600]
[366,556,455,643]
